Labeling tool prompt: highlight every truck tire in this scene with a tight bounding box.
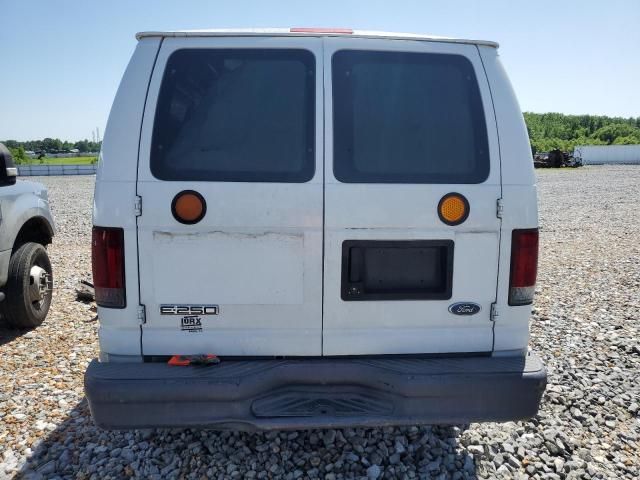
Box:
[0,242,53,328]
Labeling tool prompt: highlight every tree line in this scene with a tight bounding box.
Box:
[524,112,640,154]
[2,138,102,164]
[3,112,640,162]
[2,138,102,154]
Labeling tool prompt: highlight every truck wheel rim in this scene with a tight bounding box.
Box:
[29,264,51,308]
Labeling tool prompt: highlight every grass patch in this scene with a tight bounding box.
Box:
[21,156,97,165]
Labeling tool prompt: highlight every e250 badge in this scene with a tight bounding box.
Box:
[161,304,219,315]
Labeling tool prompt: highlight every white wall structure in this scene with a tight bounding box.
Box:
[574,145,640,165]
[17,164,97,176]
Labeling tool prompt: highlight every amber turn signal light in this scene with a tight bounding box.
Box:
[172,190,207,224]
[438,193,469,226]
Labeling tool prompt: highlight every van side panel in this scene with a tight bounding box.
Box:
[98,38,161,183]
[477,47,535,187]
[94,38,161,358]
[478,46,538,353]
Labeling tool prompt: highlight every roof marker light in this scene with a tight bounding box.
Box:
[290,27,353,34]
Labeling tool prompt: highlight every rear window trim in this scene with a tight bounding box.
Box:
[150,47,317,183]
[331,49,491,185]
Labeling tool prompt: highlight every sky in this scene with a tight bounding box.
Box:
[1,0,639,141]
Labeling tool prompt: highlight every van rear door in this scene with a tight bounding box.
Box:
[322,38,502,355]
[137,37,323,356]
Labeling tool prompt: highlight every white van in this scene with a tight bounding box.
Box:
[85,28,546,430]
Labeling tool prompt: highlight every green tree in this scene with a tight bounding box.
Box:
[523,113,640,151]
[612,136,640,145]
[591,124,640,144]
[8,146,28,164]
[41,138,63,152]
[74,139,90,152]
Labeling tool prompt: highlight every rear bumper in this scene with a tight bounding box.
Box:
[84,352,546,430]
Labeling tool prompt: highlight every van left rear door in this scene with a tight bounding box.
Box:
[137,36,323,356]
[322,37,502,355]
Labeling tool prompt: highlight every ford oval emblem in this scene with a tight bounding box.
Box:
[448,302,481,316]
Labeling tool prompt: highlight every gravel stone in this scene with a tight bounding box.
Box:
[366,464,381,479]
[1,166,639,479]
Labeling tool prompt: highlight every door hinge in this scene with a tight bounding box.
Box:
[496,198,504,219]
[137,305,146,324]
[134,196,142,217]
[490,303,499,321]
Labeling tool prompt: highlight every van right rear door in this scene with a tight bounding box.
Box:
[322,37,502,355]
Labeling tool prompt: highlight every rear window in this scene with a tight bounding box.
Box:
[151,49,315,182]
[332,50,489,183]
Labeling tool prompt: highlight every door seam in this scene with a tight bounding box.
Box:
[320,38,326,356]
[476,45,503,353]
[135,38,163,357]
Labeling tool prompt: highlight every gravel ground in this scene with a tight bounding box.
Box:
[1,167,639,480]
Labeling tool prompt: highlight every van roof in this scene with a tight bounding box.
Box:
[135,28,499,48]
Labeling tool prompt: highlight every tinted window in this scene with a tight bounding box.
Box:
[332,50,489,183]
[151,49,315,182]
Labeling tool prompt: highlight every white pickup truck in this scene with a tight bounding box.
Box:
[85,28,546,430]
[0,143,55,328]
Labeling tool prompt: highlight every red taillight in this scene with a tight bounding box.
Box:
[509,228,539,306]
[92,226,126,308]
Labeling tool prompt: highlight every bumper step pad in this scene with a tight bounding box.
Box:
[85,353,546,430]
